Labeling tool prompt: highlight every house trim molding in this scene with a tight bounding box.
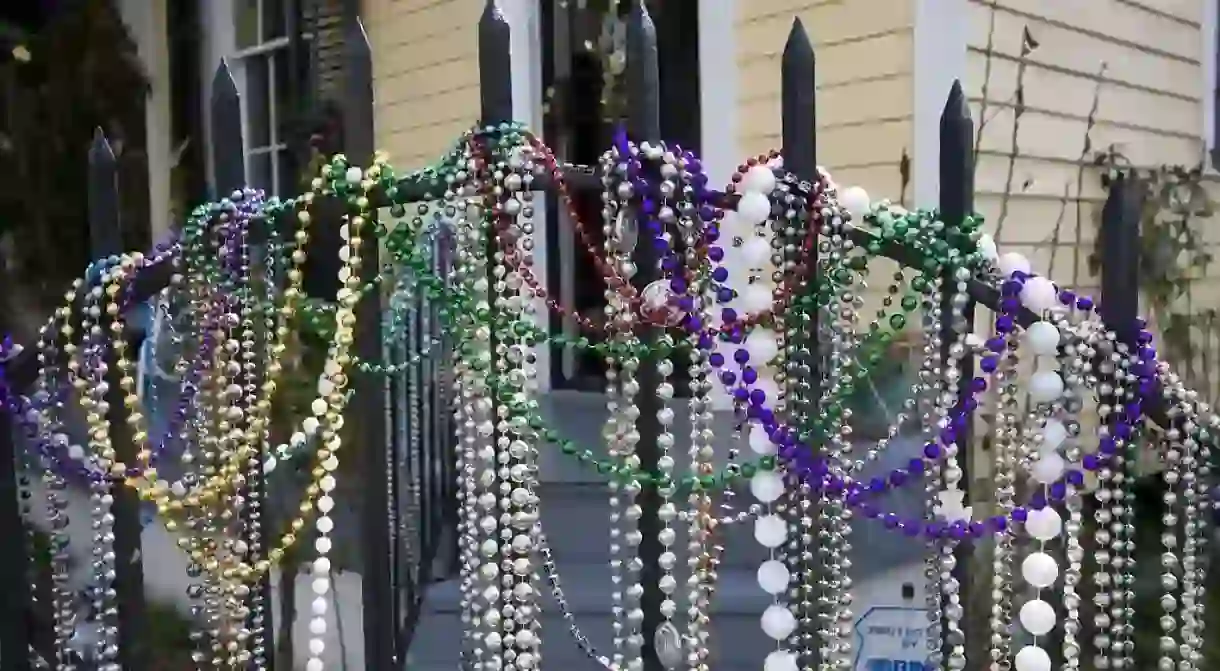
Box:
[698,0,737,186]
[501,0,551,390]
[117,0,173,241]
[1203,0,1217,167]
[912,0,968,208]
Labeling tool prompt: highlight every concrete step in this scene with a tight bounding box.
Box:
[407,563,776,668]
[406,610,776,669]
[535,390,748,485]
[536,482,769,569]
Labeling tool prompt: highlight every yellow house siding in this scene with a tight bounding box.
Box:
[365,0,480,170]
[964,0,1207,298]
[735,0,915,201]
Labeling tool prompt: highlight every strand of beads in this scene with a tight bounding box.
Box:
[302,158,381,671]
[77,263,121,669]
[452,185,488,667]
[601,144,642,670]
[488,138,544,671]
[682,167,719,669]
[1058,368,1086,670]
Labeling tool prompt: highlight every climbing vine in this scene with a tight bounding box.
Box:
[1088,148,1218,398]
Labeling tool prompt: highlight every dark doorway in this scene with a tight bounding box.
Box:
[541,0,700,392]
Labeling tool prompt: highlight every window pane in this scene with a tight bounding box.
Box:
[245,56,271,149]
[262,0,286,40]
[249,152,273,194]
[272,50,295,144]
[234,0,260,49]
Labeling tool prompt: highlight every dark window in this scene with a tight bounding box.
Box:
[541,0,701,392]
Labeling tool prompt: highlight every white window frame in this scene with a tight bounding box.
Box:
[1203,0,1218,170]
[201,0,305,197]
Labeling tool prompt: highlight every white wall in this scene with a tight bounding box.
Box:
[117,0,173,242]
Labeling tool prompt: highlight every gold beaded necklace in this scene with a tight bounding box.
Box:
[69,154,379,582]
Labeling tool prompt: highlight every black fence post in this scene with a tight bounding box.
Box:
[0,254,31,670]
[344,16,396,671]
[1095,165,1142,671]
[936,80,975,665]
[779,16,819,669]
[622,3,667,670]
[211,63,246,200]
[209,61,277,670]
[1099,174,1141,341]
[476,0,514,664]
[88,128,149,671]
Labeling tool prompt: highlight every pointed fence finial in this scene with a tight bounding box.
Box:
[210,59,245,196]
[625,0,659,140]
[1099,171,1144,341]
[89,127,115,165]
[938,79,973,223]
[88,128,122,258]
[344,17,375,155]
[479,0,513,125]
[781,17,816,180]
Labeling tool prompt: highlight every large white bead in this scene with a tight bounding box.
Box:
[763,650,799,671]
[998,252,1031,278]
[749,423,776,455]
[740,236,772,268]
[739,283,773,316]
[750,470,785,503]
[1025,506,1063,541]
[720,210,753,239]
[1014,645,1052,671]
[745,328,780,364]
[1030,452,1066,484]
[1019,599,1057,636]
[754,515,787,548]
[1021,551,1059,588]
[1020,276,1058,312]
[742,165,777,194]
[756,559,790,594]
[737,192,771,225]
[1040,419,1067,452]
[760,604,797,640]
[840,186,870,219]
[1028,371,1064,403]
[1025,322,1060,356]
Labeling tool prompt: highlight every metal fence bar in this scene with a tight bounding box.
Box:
[1099,174,1142,342]
[621,3,668,669]
[0,263,32,671]
[779,18,818,667]
[89,128,149,671]
[937,80,976,667]
[341,15,397,670]
[214,58,280,671]
[475,2,514,668]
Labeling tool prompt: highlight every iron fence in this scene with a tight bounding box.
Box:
[0,1,1157,670]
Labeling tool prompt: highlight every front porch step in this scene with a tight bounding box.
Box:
[406,563,776,669]
[536,482,769,569]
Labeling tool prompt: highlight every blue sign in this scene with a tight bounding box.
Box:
[853,606,929,671]
[862,660,927,671]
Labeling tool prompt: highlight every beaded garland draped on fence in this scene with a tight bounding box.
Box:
[0,3,1215,671]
